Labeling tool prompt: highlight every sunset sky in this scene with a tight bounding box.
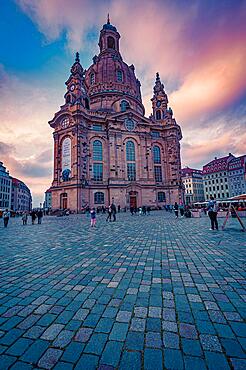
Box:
[0,0,246,206]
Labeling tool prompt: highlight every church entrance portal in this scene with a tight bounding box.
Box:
[60,193,68,209]
[129,191,137,209]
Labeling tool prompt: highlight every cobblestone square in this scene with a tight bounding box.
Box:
[0,212,245,369]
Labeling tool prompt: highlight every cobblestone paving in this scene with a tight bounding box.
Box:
[0,211,245,370]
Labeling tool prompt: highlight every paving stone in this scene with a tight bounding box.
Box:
[100,340,123,367]
[144,348,163,370]
[38,348,63,369]
[0,212,244,370]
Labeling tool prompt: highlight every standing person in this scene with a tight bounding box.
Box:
[142,206,146,215]
[147,206,151,215]
[118,205,121,213]
[90,208,96,227]
[22,212,28,225]
[179,204,184,218]
[106,206,112,222]
[31,210,36,225]
[207,196,218,230]
[37,209,43,224]
[130,206,134,216]
[111,203,117,222]
[174,202,179,218]
[3,209,10,228]
[139,207,142,216]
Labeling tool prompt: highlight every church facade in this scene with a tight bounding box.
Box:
[49,19,183,211]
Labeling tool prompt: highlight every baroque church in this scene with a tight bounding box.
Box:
[49,18,183,211]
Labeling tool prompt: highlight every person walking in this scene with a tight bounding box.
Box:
[111,203,117,222]
[31,210,36,225]
[142,206,146,215]
[179,204,184,218]
[3,209,10,228]
[207,196,219,230]
[106,206,112,222]
[174,202,179,218]
[118,205,121,213]
[90,208,96,227]
[37,209,43,224]
[130,206,134,216]
[22,212,28,225]
[147,206,151,215]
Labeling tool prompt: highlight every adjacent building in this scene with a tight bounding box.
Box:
[228,155,246,197]
[0,161,12,209]
[202,153,246,201]
[48,19,183,211]
[44,189,52,209]
[181,167,204,204]
[11,178,32,212]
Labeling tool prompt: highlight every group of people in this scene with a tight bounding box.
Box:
[2,209,43,228]
[89,203,117,227]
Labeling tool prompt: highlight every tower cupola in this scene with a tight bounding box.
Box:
[99,15,121,54]
[151,72,168,121]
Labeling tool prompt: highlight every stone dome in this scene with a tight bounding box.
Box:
[84,20,144,115]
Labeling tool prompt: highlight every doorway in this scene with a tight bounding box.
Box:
[130,196,137,209]
[60,193,68,209]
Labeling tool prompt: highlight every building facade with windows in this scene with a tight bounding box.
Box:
[228,155,246,197]
[44,189,52,209]
[49,19,183,211]
[202,154,234,201]
[181,167,204,204]
[0,161,12,209]
[11,178,32,212]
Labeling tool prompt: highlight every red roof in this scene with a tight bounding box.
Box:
[203,154,235,174]
[181,167,202,176]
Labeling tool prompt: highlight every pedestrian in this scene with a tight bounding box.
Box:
[139,207,142,216]
[3,209,10,228]
[174,202,179,218]
[31,210,36,225]
[37,209,43,224]
[90,208,96,227]
[142,206,146,215]
[22,212,28,225]
[111,203,117,222]
[106,206,112,222]
[130,206,134,216]
[118,205,121,213]
[179,204,184,218]
[207,195,219,230]
[147,206,151,215]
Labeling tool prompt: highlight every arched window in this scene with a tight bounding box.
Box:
[94,192,104,204]
[90,73,95,85]
[153,145,162,182]
[117,70,123,82]
[158,192,166,202]
[84,97,90,109]
[126,141,136,181]
[66,95,71,104]
[107,36,115,49]
[126,141,135,161]
[156,110,161,120]
[93,140,103,161]
[121,100,130,112]
[153,146,161,164]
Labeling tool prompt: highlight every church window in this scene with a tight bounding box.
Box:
[126,141,136,181]
[66,95,71,104]
[117,70,123,82]
[126,141,135,161]
[127,163,136,181]
[153,146,161,164]
[157,192,166,202]
[92,124,102,131]
[125,118,135,131]
[93,163,103,181]
[154,166,162,182]
[121,100,130,112]
[156,110,161,120]
[94,192,104,204]
[85,98,90,109]
[151,131,160,138]
[90,73,95,85]
[107,36,115,49]
[93,140,103,161]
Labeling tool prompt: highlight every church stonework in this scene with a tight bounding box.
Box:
[49,19,183,211]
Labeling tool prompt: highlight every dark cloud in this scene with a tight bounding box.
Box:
[0,142,15,156]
